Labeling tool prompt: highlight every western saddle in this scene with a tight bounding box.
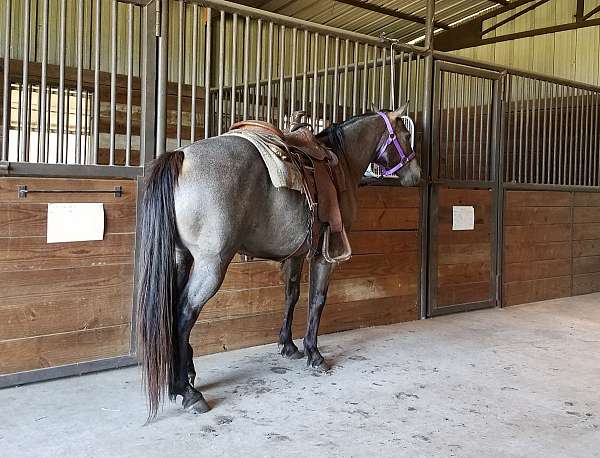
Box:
[230,111,351,262]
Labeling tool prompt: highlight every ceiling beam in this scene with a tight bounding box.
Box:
[333,0,451,30]
[583,3,600,20]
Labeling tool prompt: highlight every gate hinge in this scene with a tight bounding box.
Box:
[0,162,8,176]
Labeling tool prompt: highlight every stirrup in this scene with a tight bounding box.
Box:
[322,226,352,263]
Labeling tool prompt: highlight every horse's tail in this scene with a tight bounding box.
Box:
[136,149,184,420]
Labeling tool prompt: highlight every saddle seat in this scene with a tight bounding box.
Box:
[230,112,351,262]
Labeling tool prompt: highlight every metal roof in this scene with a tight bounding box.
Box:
[239,0,501,43]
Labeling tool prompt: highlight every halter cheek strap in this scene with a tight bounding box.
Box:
[375,111,415,176]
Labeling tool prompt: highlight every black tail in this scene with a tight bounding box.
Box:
[136,150,184,419]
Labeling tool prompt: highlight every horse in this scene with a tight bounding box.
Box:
[136,103,421,419]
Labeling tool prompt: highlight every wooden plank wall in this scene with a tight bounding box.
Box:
[435,187,493,309]
[573,193,600,295]
[190,186,421,356]
[0,177,137,375]
[503,190,600,306]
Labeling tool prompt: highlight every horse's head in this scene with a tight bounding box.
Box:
[371,102,421,187]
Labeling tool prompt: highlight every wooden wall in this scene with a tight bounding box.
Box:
[503,190,600,306]
[0,177,137,375]
[453,0,600,86]
[434,187,493,310]
[190,186,421,356]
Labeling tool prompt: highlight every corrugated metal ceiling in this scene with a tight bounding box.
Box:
[238,0,501,43]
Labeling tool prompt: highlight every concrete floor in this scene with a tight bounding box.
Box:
[2,294,600,458]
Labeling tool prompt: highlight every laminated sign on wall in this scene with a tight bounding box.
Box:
[452,206,475,231]
[47,203,105,243]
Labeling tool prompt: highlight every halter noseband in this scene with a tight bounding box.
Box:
[375,111,415,176]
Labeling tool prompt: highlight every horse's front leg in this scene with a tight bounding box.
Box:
[304,254,334,371]
[278,255,305,359]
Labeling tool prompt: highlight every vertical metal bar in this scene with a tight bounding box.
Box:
[534,80,541,183]
[389,44,395,109]
[574,88,580,185]
[75,0,84,164]
[414,54,421,122]
[524,79,530,183]
[594,92,599,186]
[20,0,31,162]
[140,0,157,165]
[231,13,238,126]
[332,37,339,123]
[38,0,49,163]
[549,83,556,184]
[243,16,250,120]
[255,18,262,118]
[473,78,479,180]
[191,4,198,142]
[57,0,66,162]
[156,0,168,156]
[323,35,329,127]
[511,77,517,182]
[452,72,458,179]
[458,74,464,179]
[585,90,591,185]
[266,21,273,124]
[558,85,565,185]
[478,78,484,181]
[93,0,101,164]
[290,28,297,118]
[126,3,134,165]
[302,30,308,112]
[444,73,450,178]
[352,41,358,115]
[204,7,212,138]
[1,0,11,161]
[406,54,412,116]
[217,11,225,135]
[398,50,404,105]
[341,39,349,120]
[312,33,319,130]
[465,77,471,180]
[541,81,547,183]
[361,43,368,113]
[485,79,492,181]
[176,1,185,147]
[370,46,377,107]
[380,46,386,109]
[109,0,117,165]
[65,88,70,162]
[278,25,285,129]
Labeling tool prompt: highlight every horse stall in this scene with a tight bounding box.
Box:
[1,0,600,455]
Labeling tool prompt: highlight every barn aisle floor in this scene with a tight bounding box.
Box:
[2,293,599,458]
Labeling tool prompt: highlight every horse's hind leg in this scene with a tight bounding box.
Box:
[173,254,229,414]
[176,248,196,387]
[304,254,334,371]
[278,255,304,359]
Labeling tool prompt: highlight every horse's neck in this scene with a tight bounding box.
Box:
[337,117,384,226]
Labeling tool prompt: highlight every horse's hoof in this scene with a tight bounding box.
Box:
[280,342,304,360]
[308,358,330,372]
[185,398,210,415]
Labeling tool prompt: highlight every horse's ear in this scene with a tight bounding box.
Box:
[369,102,380,112]
[391,101,410,119]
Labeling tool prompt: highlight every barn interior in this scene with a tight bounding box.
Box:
[1,0,599,456]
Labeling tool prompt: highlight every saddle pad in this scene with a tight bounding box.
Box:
[223,130,304,192]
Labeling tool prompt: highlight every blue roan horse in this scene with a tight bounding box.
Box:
[136,104,421,418]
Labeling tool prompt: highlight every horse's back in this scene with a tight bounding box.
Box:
[174,136,308,259]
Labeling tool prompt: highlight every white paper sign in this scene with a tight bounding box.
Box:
[452,205,475,231]
[47,203,105,243]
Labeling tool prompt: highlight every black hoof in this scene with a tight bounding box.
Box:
[181,387,210,414]
[308,359,330,372]
[280,342,304,360]
[186,398,210,415]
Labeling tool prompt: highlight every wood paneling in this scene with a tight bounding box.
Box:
[0,177,137,376]
[572,192,600,297]
[503,189,572,306]
[435,188,492,309]
[190,186,421,356]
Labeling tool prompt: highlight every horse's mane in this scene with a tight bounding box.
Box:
[316,111,380,157]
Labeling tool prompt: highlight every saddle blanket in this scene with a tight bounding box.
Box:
[223,130,304,192]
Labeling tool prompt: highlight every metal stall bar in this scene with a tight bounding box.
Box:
[1,0,11,161]
[217,11,226,135]
[205,8,212,138]
[126,3,134,165]
[38,0,49,163]
[231,14,238,126]
[109,0,118,164]
[190,4,198,142]
[290,28,297,118]
[92,0,101,164]
[176,1,185,147]
[243,16,250,120]
[266,21,273,124]
[332,37,339,123]
[75,0,84,164]
[255,18,262,119]
[278,25,285,129]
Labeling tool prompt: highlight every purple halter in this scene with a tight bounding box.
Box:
[375,111,415,176]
